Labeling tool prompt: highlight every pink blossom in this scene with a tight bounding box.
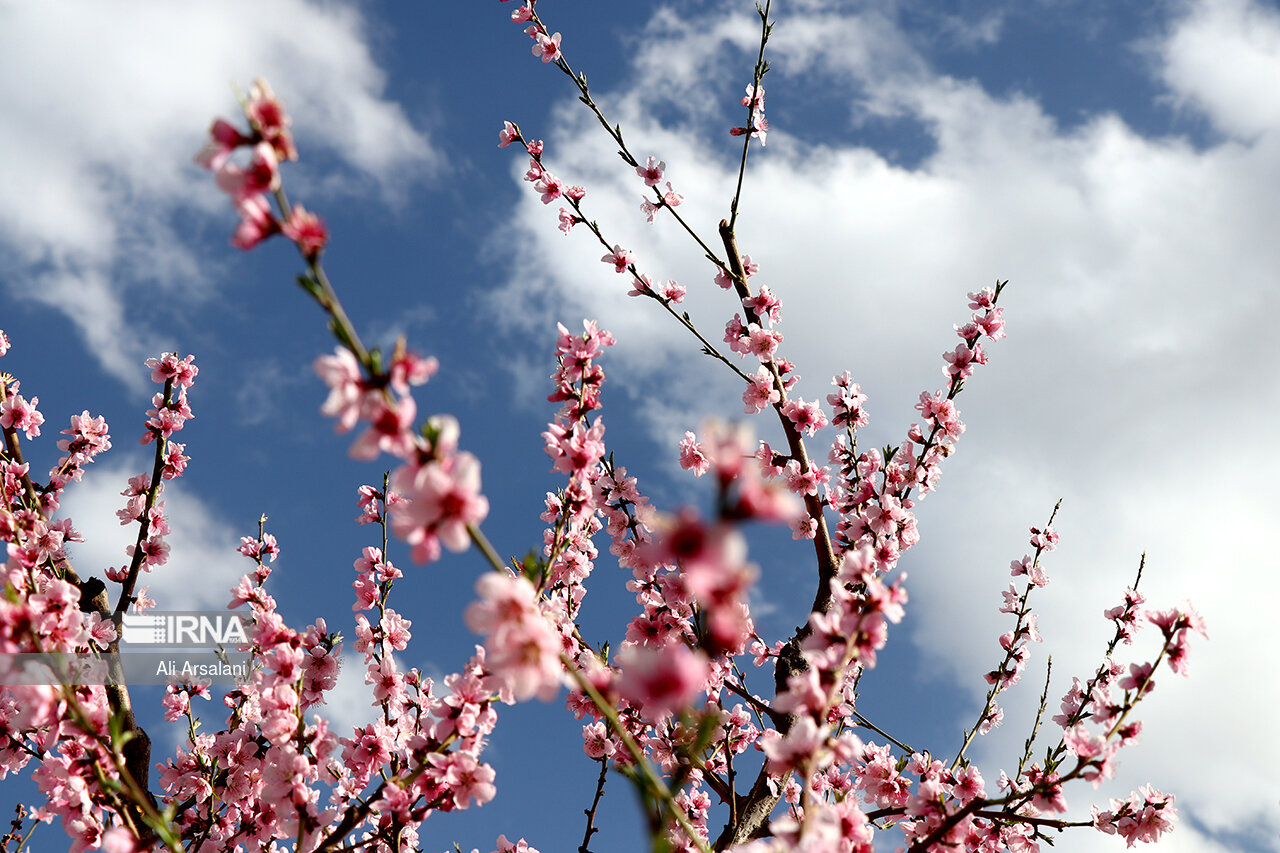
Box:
[742,285,781,324]
[662,182,683,207]
[498,120,521,147]
[582,720,614,759]
[558,207,577,234]
[0,393,43,439]
[746,325,782,361]
[781,398,828,436]
[968,287,997,309]
[347,394,417,461]
[535,171,563,204]
[391,452,490,558]
[230,193,280,250]
[245,78,297,162]
[281,204,328,259]
[761,715,826,775]
[1119,661,1155,695]
[215,141,280,202]
[743,368,780,413]
[616,644,710,719]
[976,306,1006,340]
[389,349,438,395]
[627,274,656,298]
[194,118,252,171]
[465,572,561,701]
[661,279,686,303]
[678,431,709,476]
[493,835,540,853]
[1096,786,1177,846]
[943,341,987,379]
[532,30,562,62]
[428,750,497,808]
[314,347,366,433]
[636,155,665,186]
[600,245,634,273]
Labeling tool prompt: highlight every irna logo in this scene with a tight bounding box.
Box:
[119,612,250,647]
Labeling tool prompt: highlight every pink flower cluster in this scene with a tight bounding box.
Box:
[156,484,518,850]
[731,83,769,146]
[312,341,492,565]
[1093,785,1178,847]
[195,79,328,257]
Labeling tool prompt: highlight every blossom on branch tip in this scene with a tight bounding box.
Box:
[498,120,521,148]
[245,78,297,162]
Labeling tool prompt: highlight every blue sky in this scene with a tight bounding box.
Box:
[1,0,1277,851]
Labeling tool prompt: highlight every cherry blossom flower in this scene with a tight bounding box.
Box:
[391,452,490,558]
[532,30,562,62]
[281,204,328,259]
[465,572,562,701]
[615,644,710,719]
[215,141,280,202]
[194,118,252,171]
[230,193,280,250]
[245,78,297,162]
[636,155,665,186]
[678,431,709,476]
[0,393,43,439]
[600,245,634,273]
[662,182,684,207]
[498,120,521,148]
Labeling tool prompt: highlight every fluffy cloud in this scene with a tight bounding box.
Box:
[0,0,434,392]
[493,0,1279,847]
[60,458,248,612]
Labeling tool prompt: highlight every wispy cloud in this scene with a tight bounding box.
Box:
[0,0,436,393]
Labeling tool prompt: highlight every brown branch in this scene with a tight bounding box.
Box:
[579,758,609,853]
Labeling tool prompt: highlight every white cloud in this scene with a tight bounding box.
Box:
[0,0,435,392]
[59,458,248,612]
[1157,0,1280,139]
[492,0,1280,847]
[315,651,382,739]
